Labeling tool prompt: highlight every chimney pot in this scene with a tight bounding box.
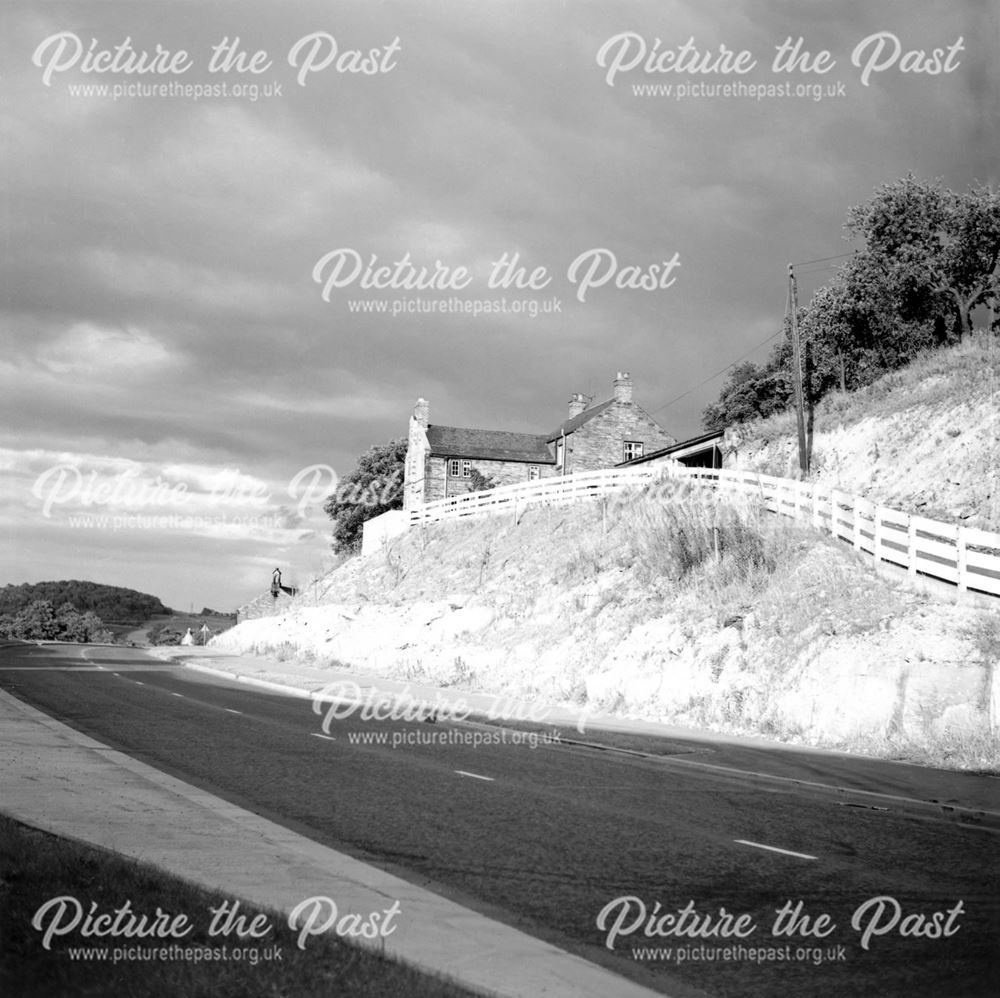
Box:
[413,398,430,428]
[613,372,633,403]
[567,393,587,419]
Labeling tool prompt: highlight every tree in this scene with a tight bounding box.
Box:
[798,257,939,395]
[468,467,498,491]
[702,176,999,431]
[702,348,793,431]
[846,176,1000,343]
[12,600,60,640]
[323,439,407,552]
[56,603,88,641]
[78,611,110,642]
[0,581,167,622]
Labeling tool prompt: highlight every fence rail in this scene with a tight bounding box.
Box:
[388,463,1000,599]
[406,465,664,526]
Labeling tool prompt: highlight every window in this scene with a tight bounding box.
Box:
[528,465,540,481]
[448,459,460,477]
[623,441,644,462]
[555,439,564,470]
[462,460,472,478]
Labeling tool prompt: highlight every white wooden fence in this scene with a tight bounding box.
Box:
[406,466,664,526]
[369,463,1000,599]
[684,467,1000,598]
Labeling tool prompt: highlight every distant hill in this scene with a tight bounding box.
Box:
[0,581,169,624]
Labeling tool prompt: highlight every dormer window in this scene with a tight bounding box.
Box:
[623,441,643,462]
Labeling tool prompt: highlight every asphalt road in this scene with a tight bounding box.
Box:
[2,642,998,998]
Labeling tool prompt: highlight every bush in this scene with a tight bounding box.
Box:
[1,600,112,643]
[469,468,498,491]
[622,493,771,584]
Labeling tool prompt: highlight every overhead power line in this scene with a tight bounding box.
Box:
[789,252,854,267]
[651,251,853,417]
[651,322,785,415]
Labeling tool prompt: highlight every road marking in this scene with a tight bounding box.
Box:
[735,839,817,861]
[311,732,336,741]
[97,665,106,670]
[134,681,144,686]
[662,755,1000,823]
[171,693,184,698]
[224,708,242,715]
[455,770,494,782]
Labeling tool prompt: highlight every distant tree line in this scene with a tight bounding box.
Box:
[0,581,168,623]
[704,176,1000,431]
[0,600,114,643]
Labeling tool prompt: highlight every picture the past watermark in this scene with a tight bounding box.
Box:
[30,894,402,963]
[597,895,966,958]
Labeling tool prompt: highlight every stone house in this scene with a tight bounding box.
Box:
[403,372,675,508]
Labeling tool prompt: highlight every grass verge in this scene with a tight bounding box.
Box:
[0,815,475,998]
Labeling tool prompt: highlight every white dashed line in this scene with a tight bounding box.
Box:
[171,693,184,698]
[134,681,144,686]
[224,708,242,715]
[735,839,817,860]
[455,770,494,782]
[311,733,336,741]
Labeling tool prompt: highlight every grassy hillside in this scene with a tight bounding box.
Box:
[725,334,999,530]
[215,484,999,771]
[128,612,236,646]
[212,338,1000,770]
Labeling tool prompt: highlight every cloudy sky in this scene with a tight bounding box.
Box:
[2,0,996,612]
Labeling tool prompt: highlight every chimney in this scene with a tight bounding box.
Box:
[413,398,429,428]
[613,371,633,404]
[567,393,587,419]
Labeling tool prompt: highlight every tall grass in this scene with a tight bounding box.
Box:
[610,488,779,591]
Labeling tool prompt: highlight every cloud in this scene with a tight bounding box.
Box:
[2,0,994,609]
[36,323,175,375]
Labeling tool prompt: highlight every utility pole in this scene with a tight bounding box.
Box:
[788,264,808,475]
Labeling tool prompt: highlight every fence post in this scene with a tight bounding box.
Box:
[957,525,968,592]
[853,496,862,550]
[811,483,820,530]
[873,506,883,564]
[830,491,838,537]
[907,516,917,578]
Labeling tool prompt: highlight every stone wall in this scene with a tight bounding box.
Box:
[404,411,430,510]
[361,509,409,556]
[431,457,558,500]
[567,402,675,473]
[237,588,298,623]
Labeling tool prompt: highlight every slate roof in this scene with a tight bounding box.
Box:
[546,398,615,441]
[425,425,556,464]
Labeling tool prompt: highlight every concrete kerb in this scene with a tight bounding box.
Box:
[184,660,316,700]
[162,649,954,761]
[180,659,582,729]
[0,687,669,998]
